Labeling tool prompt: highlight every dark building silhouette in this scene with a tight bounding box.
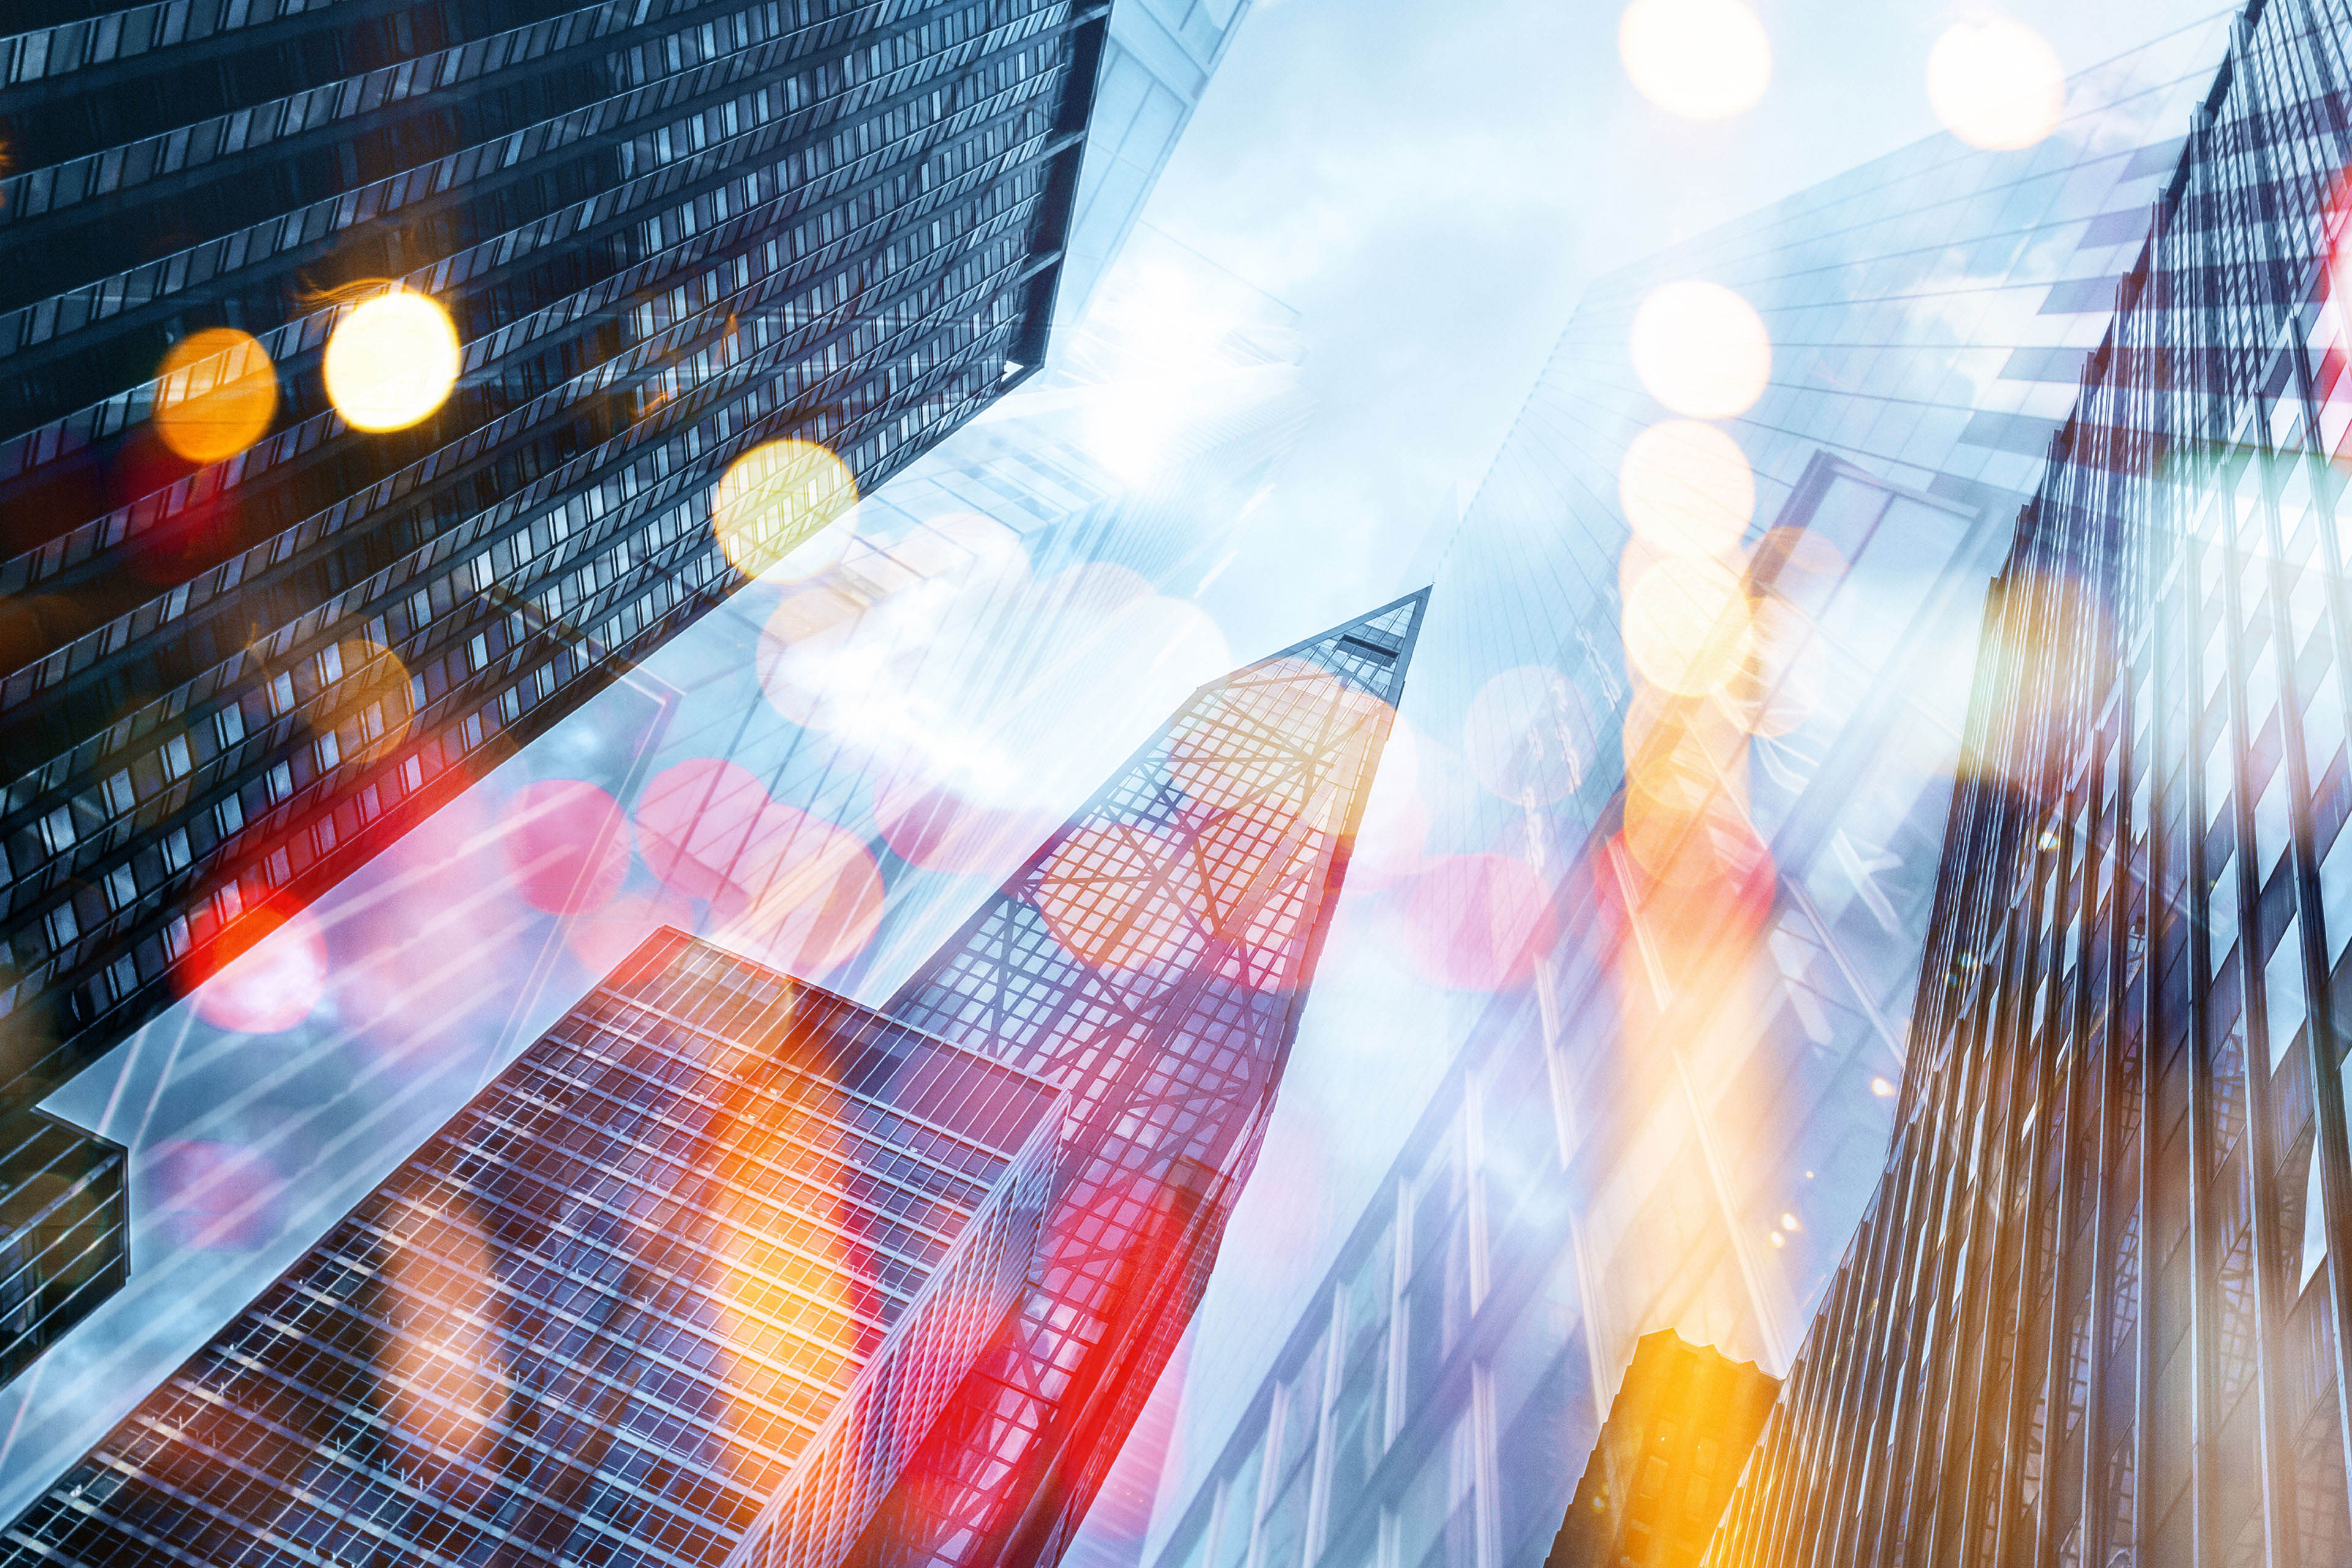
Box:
[0,0,1106,1372]
[1712,3,2352,1562]
[0,592,1425,1567]
[1547,1332,1775,1568]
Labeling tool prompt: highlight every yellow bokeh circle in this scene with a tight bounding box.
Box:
[1619,420,1755,557]
[1618,0,1771,121]
[1630,280,1771,419]
[1623,552,1754,697]
[326,290,462,432]
[712,439,861,579]
[154,328,278,463]
[1927,20,2065,152]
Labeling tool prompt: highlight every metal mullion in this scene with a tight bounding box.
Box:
[2279,321,2352,1540]
[1922,895,2037,1567]
[1945,561,2076,1566]
[2217,434,2301,1568]
[2182,494,2227,1568]
[2030,754,2109,1568]
[2081,685,2139,1568]
[2138,488,2179,1567]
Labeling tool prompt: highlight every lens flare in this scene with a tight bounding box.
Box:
[1623,552,1754,696]
[153,328,277,462]
[1618,419,1756,556]
[189,908,328,1034]
[314,637,415,767]
[712,807,886,979]
[325,290,461,432]
[377,1196,511,1501]
[1630,281,1771,419]
[1618,0,1771,121]
[1927,19,2065,152]
[1463,666,1593,807]
[712,439,860,579]
[502,779,631,914]
[150,1139,279,1252]
[1398,854,1558,992]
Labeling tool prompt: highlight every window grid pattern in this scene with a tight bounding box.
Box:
[0,929,1060,1568]
[831,593,1428,1568]
[1712,3,2352,1563]
[0,0,1102,1133]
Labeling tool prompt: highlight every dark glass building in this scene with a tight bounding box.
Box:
[1545,1331,1774,1568]
[1712,2,2352,1562]
[0,592,1423,1565]
[0,925,1065,1567]
[0,0,1102,1136]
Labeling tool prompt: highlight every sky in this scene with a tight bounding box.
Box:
[1116,0,2234,1551]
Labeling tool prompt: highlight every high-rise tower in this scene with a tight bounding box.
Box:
[1713,3,2352,1562]
[0,0,1107,1382]
[0,0,1104,1120]
[0,592,1424,1563]
[837,588,1427,1568]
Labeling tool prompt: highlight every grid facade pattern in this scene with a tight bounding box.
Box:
[833,592,1428,1568]
[0,0,1104,1117]
[1711,2,2352,1562]
[0,928,1060,1567]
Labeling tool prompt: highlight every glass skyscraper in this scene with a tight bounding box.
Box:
[0,590,1423,1565]
[1712,2,2352,1561]
[0,0,1106,1159]
[1140,20,2248,1568]
[0,927,1063,1566]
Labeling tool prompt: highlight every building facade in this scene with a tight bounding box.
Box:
[1711,2,2352,1562]
[839,589,1427,1568]
[1142,21,2250,1568]
[0,591,1422,1566]
[0,927,1062,1567]
[0,0,1105,1121]
[1545,1332,1774,1568]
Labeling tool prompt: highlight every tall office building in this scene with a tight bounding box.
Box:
[0,927,1063,1567]
[1140,21,2244,1568]
[0,0,1109,1387]
[1711,4,2352,1562]
[0,0,1106,1117]
[1,591,1422,1564]
[838,589,1427,1568]
[1546,1332,1775,1568]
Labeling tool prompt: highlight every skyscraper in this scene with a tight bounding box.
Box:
[0,0,1106,1122]
[1140,21,2244,1568]
[841,588,1427,1568]
[0,591,1423,1563]
[1545,1332,1774,1568]
[1712,4,2352,1562]
[0,926,1063,1567]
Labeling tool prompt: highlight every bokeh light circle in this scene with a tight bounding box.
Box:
[1630,281,1771,418]
[150,1139,281,1252]
[1927,20,2065,152]
[154,328,278,462]
[1036,824,1205,976]
[1398,854,1558,992]
[1618,420,1755,557]
[190,910,328,1034]
[325,290,461,432]
[314,638,415,767]
[1464,666,1593,807]
[715,807,885,979]
[712,439,861,579]
[1623,553,1754,696]
[1618,0,1771,121]
[502,779,632,914]
[875,782,1055,878]
[635,758,774,902]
